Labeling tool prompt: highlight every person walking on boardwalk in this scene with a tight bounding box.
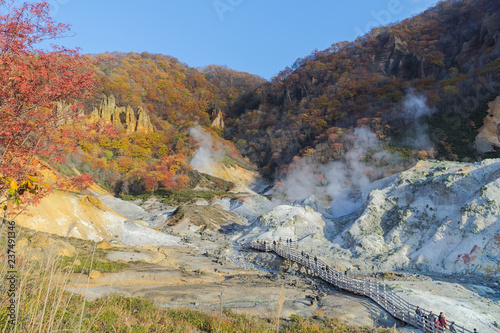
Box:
[433,317,441,332]
[427,311,436,333]
[438,312,447,330]
[415,306,424,328]
[428,311,436,323]
[415,306,422,317]
[449,321,457,333]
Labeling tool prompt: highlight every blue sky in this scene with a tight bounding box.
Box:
[44,0,439,80]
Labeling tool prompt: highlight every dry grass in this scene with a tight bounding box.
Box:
[0,242,97,332]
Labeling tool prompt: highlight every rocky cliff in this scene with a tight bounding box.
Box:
[474,95,500,153]
[337,159,500,277]
[89,94,155,133]
[210,108,225,130]
[373,33,425,79]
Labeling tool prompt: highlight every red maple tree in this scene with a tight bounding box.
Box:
[0,1,97,233]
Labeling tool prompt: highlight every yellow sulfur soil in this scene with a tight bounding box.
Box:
[16,190,126,242]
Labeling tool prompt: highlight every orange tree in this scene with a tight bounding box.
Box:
[0,1,96,234]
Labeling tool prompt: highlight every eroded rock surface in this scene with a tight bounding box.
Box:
[89,94,155,133]
[475,95,500,153]
[243,160,500,278]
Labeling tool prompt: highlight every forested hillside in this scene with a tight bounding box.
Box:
[223,0,500,178]
[60,53,264,194]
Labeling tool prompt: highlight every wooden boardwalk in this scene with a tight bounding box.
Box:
[251,240,472,333]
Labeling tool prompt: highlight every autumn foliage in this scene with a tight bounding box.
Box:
[0,1,96,230]
[58,52,261,196]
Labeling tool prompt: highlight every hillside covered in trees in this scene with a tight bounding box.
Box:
[59,53,265,195]
[222,0,500,178]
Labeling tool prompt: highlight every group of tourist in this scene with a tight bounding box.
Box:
[415,307,453,332]
[415,306,478,332]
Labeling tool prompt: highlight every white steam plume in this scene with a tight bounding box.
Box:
[189,126,221,175]
[282,162,321,201]
[402,91,435,150]
[326,128,380,217]
[279,128,395,217]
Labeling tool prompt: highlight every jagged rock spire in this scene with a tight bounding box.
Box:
[89,94,155,133]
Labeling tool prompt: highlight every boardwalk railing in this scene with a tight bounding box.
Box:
[251,240,472,333]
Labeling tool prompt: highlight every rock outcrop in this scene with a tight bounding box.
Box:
[159,204,244,234]
[89,95,155,133]
[210,108,225,130]
[337,159,500,277]
[374,33,425,79]
[480,11,500,48]
[136,106,155,133]
[474,95,500,153]
[16,190,180,246]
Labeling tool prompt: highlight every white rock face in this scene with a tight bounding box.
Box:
[98,194,147,220]
[120,220,180,247]
[474,95,500,153]
[17,191,180,247]
[245,160,500,277]
[241,196,337,257]
[350,159,500,277]
[214,195,275,221]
